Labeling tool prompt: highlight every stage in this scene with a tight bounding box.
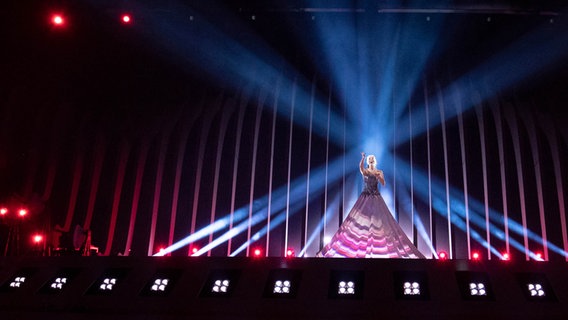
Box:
[0,256,566,319]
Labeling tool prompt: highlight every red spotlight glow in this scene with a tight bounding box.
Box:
[191,247,199,255]
[33,234,43,243]
[51,14,65,26]
[286,248,295,258]
[158,247,165,255]
[0,207,7,215]
[535,252,543,260]
[472,252,480,260]
[502,252,510,260]
[253,248,262,257]
[121,14,131,23]
[18,209,28,217]
[438,251,448,260]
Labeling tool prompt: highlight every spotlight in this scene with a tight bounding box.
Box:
[0,269,37,292]
[273,280,291,294]
[438,251,448,260]
[99,278,117,291]
[212,279,230,293]
[285,248,295,258]
[121,14,131,24]
[0,207,7,215]
[329,270,363,299]
[338,281,355,295]
[87,268,129,295]
[502,252,510,260]
[394,271,429,300]
[528,283,545,297]
[141,269,181,296]
[33,234,43,244]
[469,282,487,296]
[253,248,262,257]
[10,277,26,288]
[517,273,556,301]
[18,209,27,217]
[263,269,301,298]
[456,271,493,300]
[403,282,421,296]
[39,269,80,294]
[51,14,65,26]
[472,252,480,260]
[201,270,240,297]
[535,252,543,261]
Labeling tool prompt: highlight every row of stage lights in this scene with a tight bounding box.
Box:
[0,267,555,302]
[159,245,543,261]
[48,12,133,28]
[0,207,28,218]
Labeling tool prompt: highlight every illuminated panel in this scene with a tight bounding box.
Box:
[86,268,129,295]
[516,273,556,302]
[394,271,429,300]
[456,271,493,301]
[200,270,240,297]
[263,269,301,298]
[140,269,182,296]
[328,270,364,299]
[39,269,80,294]
[0,268,37,293]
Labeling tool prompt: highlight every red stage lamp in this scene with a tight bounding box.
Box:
[51,14,65,26]
[502,252,510,260]
[18,209,28,217]
[191,247,199,255]
[286,248,295,258]
[438,251,448,260]
[0,207,7,215]
[253,248,262,257]
[33,234,43,244]
[535,252,543,261]
[121,14,131,24]
[472,251,480,260]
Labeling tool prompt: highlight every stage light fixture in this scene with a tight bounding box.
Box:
[39,269,80,294]
[273,280,291,294]
[403,282,421,296]
[253,248,262,257]
[438,251,448,260]
[121,14,131,23]
[516,273,556,301]
[0,207,7,215]
[191,247,199,255]
[0,269,37,293]
[51,14,65,26]
[394,271,429,300]
[329,270,363,299]
[9,277,26,288]
[212,279,230,293]
[33,234,43,243]
[263,269,301,298]
[18,209,27,217]
[86,268,129,295]
[469,282,487,296]
[528,283,545,297]
[472,252,480,260]
[338,281,355,295]
[456,271,493,300]
[151,279,169,292]
[502,252,510,260]
[201,270,240,297]
[141,269,181,296]
[535,252,543,261]
[286,248,295,258]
